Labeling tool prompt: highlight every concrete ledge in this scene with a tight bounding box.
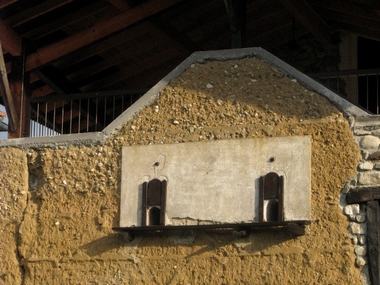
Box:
[0,132,105,148]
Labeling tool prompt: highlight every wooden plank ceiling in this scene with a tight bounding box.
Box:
[0,0,379,136]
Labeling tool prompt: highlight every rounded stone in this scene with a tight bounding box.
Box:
[356,213,366,223]
[358,235,366,245]
[355,245,367,256]
[358,172,380,185]
[358,135,380,149]
[356,256,367,267]
[358,161,373,170]
[344,204,360,215]
[350,222,367,235]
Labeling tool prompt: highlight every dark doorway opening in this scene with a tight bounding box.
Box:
[149,207,161,226]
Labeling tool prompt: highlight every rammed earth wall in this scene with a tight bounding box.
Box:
[0,48,369,284]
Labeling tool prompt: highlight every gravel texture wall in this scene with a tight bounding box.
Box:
[0,56,363,284]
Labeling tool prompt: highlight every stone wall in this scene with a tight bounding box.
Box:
[0,52,366,284]
[341,115,380,284]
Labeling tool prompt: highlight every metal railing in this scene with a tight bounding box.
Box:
[308,68,380,114]
[27,89,146,137]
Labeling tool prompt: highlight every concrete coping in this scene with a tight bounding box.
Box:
[0,47,370,148]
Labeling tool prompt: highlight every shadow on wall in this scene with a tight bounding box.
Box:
[160,57,342,125]
[80,228,296,259]
[80,234,130,257]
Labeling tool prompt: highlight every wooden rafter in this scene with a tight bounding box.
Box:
[25,0,182,72]
[315,8,380,30]
[67,32,168,82]
[307,0,380,19]
[278,0,334,47]
[53,26,145,71]
[0,0,16,9]
[34,66,80,96]
[0,42,19,131]
[307,0,380,41]
[0,19,22,56]
[79,47,180,92]
[22,1,110,40]
[6,0,75,27]
[224,0,247,48]
[107,0,131,11]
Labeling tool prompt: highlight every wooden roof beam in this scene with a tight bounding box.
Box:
[307,0,380,20]
[6,0,75,27]
[79,47,180,92]
[25,0,183,72]
[0,18,22,56]
[66,34,168,82]
[224,0,247,48]
[0,42,19,132]
[22,1,110,40]
[107,0,131,11]
[278,0,335,47]
[0,0,17,9]
[33,65,81,96]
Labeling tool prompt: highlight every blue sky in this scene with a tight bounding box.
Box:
[0,104,8,140]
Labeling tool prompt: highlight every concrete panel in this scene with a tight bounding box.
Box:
[120,136,311,227]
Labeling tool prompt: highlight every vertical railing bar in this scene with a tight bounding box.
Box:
[337,75,340,93]
[69,100,73,134]
[95,97,98,131]
[44,103,48,136]
[36,103,40,128]
[104,97,107,128]
[356,74,359,109]
[121,94,124,113]
[78,99,81,133]
[53,101,56,136]
[113,96,115,120]
[367,74,369,111]
[61,101,64,134]
[87,99,90,132]
[377,73,379,115]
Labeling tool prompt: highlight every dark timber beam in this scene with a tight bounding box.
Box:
[6,0,75,27]
[346,187,380,204]
[7,49,27,138]
[25,0,182,72]
[23,1,110,40]
[278,0,335,47]
[0,42,19,132]
[224,0,247,48]
[34,66,81,96]
[367,201,380,285]
[0,0,17,9]
[0,19,22,56]
[107,0,131,11]
[148,20,201,54]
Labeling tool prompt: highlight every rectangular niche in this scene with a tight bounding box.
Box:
[119,136,311,228]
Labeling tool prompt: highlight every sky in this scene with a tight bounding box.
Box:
[0,104,8,140]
